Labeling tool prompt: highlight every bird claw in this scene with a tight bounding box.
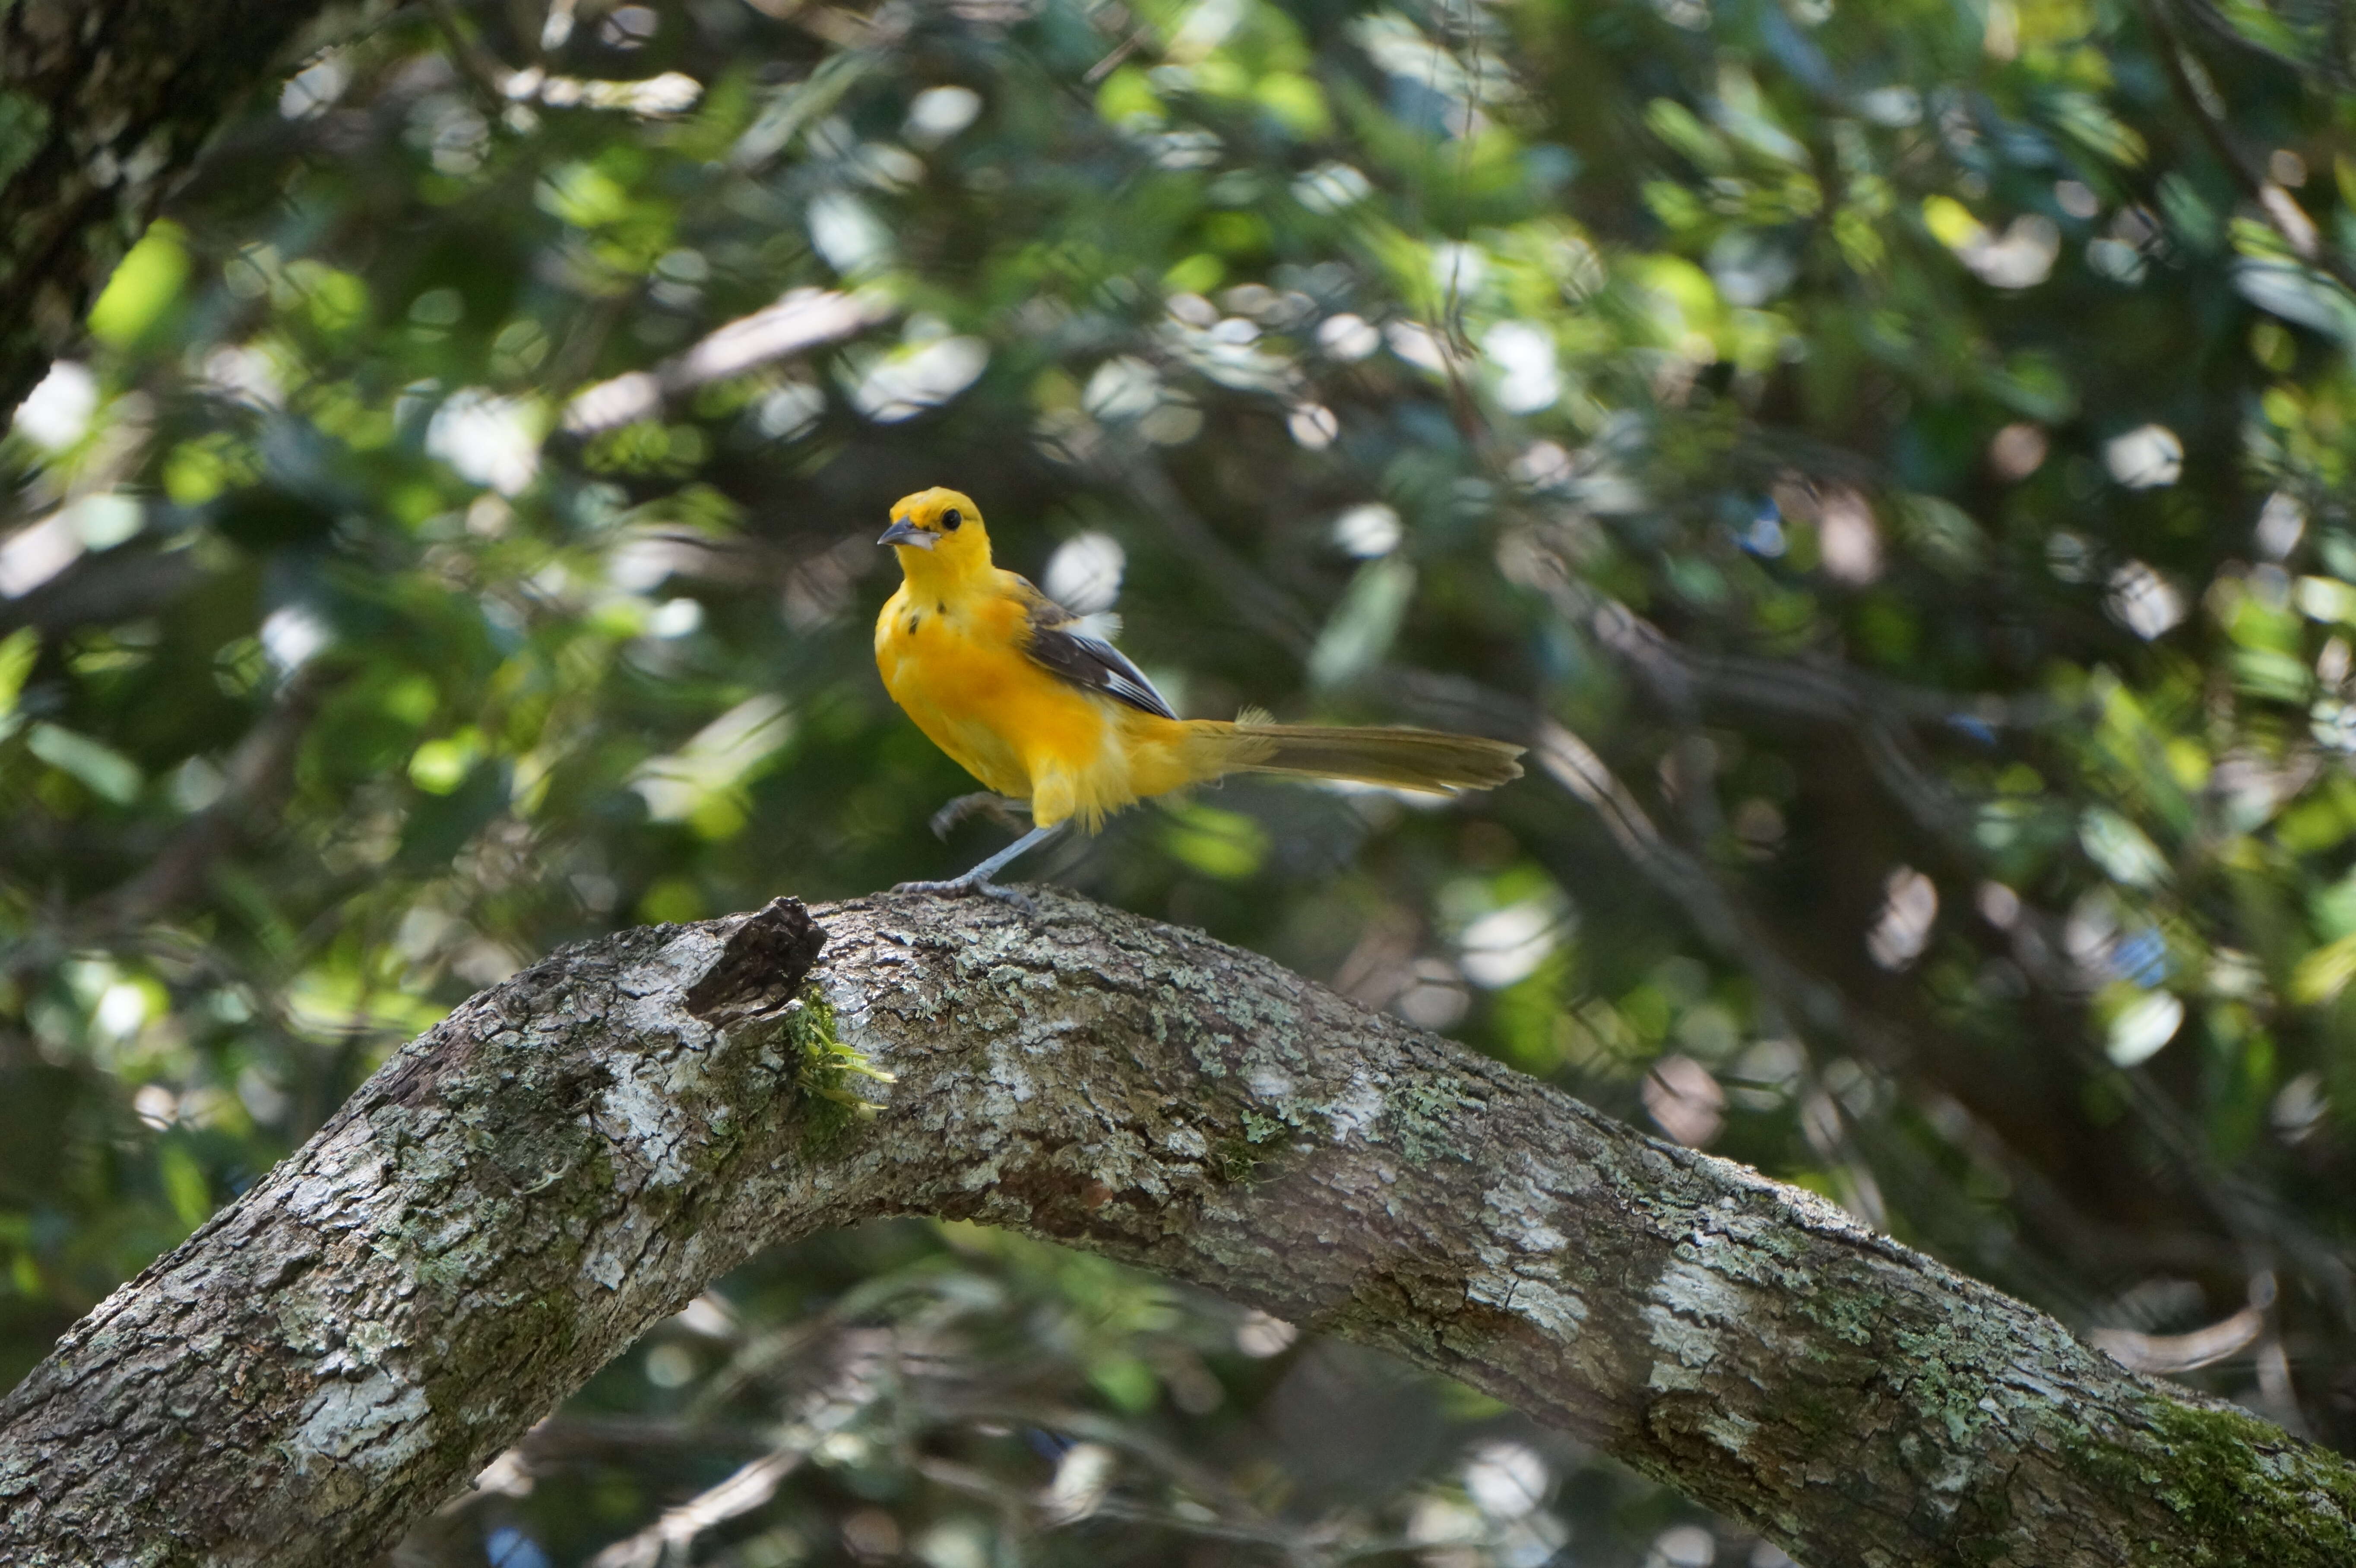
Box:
[891,875,1038,915]
[928,792,1031,841]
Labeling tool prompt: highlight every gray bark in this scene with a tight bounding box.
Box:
[0,891,2349,1567]
[0,0,367,415]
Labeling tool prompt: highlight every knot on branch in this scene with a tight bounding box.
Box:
[684,896,826,1022]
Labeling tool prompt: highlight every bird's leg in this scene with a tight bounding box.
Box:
[928,791,1031,841]
[894,823,1065,910]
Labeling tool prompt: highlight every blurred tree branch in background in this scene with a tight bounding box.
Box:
[3,892,2350,1568]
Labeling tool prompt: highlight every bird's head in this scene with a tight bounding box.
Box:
[878,487,993,581]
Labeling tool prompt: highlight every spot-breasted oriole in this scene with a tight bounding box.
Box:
[875,487,1523,902]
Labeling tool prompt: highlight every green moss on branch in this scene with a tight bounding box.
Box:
[2071,1398,2356,1565]
[783,988,890,1157]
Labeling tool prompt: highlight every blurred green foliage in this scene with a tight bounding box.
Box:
[10,0,2356,1560]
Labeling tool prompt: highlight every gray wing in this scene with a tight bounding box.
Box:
[1015,579,1178,721]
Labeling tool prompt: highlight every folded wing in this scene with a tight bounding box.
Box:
[1014,578,1177,721]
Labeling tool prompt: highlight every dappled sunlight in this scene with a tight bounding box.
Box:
[7,0,2356,1557]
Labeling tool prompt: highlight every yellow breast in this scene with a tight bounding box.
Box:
[874,582,1141,827]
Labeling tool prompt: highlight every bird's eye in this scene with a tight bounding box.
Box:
[941,508,962,531]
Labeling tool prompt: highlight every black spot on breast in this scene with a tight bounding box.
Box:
[936,601,947,614]
[906,614,920,635]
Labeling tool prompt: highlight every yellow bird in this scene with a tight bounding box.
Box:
[874,486,1524,901]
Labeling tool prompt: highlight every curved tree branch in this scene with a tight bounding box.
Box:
[0,891,2350,1566]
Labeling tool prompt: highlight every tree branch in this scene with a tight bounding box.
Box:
[0,891,2349,1566]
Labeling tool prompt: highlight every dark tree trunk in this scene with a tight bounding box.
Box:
[0,0,363,414]
[0,892,2347,1567]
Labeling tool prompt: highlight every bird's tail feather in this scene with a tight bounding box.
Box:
[1182,716,1523,794]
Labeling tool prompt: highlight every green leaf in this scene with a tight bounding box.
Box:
[157,1141,213,1231]
[2046,92,2146,168]
[2234,257,2356,344]
[1899,494,1985,575]
[2080,807,2167,888]
[87,221,190,346]
[1308,557,1416,689]
[0,627,37,731]
[1162,803,1268,880]
[2293,933,2356,1005]
[28,723,142,805]
[1086,1354,1159,1414]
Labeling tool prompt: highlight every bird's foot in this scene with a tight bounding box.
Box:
[928,791,1031,840]
[896,824,1060,913]
[890,873,1038,915]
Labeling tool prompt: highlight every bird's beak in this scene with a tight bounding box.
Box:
[877,517,934,550]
